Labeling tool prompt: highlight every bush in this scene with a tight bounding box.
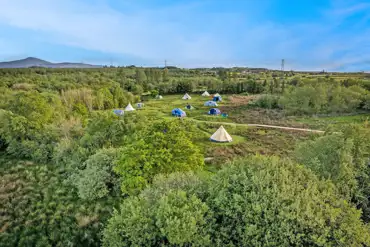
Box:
[206,156,369,246]
[295,124,370,221]
[73,102,89,117]
[79,111,144,152]
[102,172,211,247]
[250,94,280,109]
[103,155,370,246]
[363,94,370,110]
[0,110,59,163]
[294,133,357,198]
[114,119,204,195]
[279,84,368,115]
[72,148,121,200]
[6,91,55,125]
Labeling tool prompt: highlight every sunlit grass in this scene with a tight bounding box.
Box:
[295,113,370,128]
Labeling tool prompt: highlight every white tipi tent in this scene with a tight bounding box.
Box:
[210,126,232,143]
[214,93,221,97]
[125,103,135,111]
[182,93,191,100]
[202,91,210,96]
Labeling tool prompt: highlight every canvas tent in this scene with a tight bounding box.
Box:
[204,101,218,107]
[209,108,221,115]
[113,109,124,116]
[214,93,221,97]
[210,125,233,143]
[171,108,186,117]
[182,93,191,100]
[156,95,163,99]
[202,91,210,96]
[137,102,144,109]
[125,103,135,111]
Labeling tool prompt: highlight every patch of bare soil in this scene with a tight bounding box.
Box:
[228,95,257,106]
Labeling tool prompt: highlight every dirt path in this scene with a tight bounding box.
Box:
[191,119,325,133]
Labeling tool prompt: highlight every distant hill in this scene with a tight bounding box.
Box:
[0,57,102,68]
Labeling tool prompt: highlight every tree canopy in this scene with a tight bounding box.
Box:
[114,119,204,195]
[295,124,370,221]
[103,155,370,246]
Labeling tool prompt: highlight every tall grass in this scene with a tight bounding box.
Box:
[61,88,94,111]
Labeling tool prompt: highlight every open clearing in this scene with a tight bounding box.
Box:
[125,94,325,166]
[128,93,368,167]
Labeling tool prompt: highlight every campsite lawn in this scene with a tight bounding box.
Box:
[132,94,315,165]
[133,93,368,167]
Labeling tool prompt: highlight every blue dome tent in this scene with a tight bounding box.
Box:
[204,101,218,107]
[171,108,186,117]
[209,108,221,115]
[213,95,222,102]
[113,109,124,116]
[186,104,194,110]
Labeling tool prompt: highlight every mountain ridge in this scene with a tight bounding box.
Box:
[0,57,102,68]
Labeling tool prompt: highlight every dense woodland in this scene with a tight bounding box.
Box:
[0,67,370,246]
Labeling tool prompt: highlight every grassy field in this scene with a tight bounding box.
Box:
[294,113,370,129]
[127,93,369,167]
[125,94,317,167]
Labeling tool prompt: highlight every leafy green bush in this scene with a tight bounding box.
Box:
[279,84,369,115]
[102,172,211,247]
[249,94,280,109]
[73,102,89,117]
[0,157,116,247]
[103,155,370,246]
[0,110,59,163]
[6,91,56,125]
[295,124,370,221]
[79,111,144,151]
[72,148,121,201]
[363,94,370,110]
[295,133,357,198]
[207,156,369,246]
[114,119,204,195]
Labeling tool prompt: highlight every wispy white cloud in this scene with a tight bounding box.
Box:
[328,1,370,17]
[234,0,370,71]
[0,0,369,71]
[0,0,233,64]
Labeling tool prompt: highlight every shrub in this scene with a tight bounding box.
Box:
[250,94,280,109]
[102,172,211,247]
[72,148,121,200]
[114,119,204,195]
[295,124,370,221]
[103,155,370,246]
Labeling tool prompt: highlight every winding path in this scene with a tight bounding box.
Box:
[191,119,325,133]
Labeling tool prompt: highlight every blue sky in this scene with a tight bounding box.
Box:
[0,0,369,71]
